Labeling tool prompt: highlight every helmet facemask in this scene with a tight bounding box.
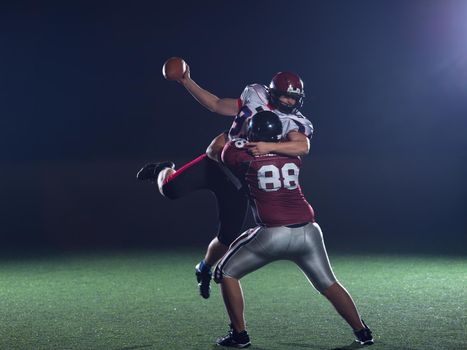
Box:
[268,72,305,114]
[269,89,304,114]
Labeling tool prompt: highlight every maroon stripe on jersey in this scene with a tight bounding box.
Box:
[237,98,242,111]
[163,154,206,185]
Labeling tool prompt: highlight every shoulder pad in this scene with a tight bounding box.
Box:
[240,84,269,105]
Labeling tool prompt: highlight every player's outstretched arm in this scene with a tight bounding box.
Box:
[245,131,310,157]
[178,64,239,116]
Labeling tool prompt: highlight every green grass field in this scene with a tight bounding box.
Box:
[0,249,465,350]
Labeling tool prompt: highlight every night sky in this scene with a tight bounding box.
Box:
[1,1,466,253]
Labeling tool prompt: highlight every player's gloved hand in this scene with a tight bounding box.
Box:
[244,142,275,156]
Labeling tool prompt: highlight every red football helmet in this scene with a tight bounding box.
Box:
[268,72,305,113]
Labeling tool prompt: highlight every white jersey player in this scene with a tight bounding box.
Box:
[137,66,314,301]
[229,83,313,141]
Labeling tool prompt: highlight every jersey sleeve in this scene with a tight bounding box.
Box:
[221,139,250,169]
[280,114,314,139]
[239,84,270,107]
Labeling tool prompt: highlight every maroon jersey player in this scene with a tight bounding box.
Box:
[223,137,314,227]
[212,111,374,349]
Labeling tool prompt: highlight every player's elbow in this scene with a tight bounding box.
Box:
[206,133,227,162]
[212,99,239,116]
[206,98,222,114]
[208,101,220,113]
[206,145,221,162]
[277,141,309,157]
[295,140,310,156]
[200,96,221,113]
[286,132,310,156]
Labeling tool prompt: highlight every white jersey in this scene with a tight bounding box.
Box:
[228,84,314,140]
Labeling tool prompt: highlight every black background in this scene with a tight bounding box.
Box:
[1,1,466,254]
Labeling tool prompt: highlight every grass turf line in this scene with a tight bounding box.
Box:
[0,250,465,350]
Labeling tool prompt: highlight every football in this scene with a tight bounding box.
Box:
[162,57,186,81]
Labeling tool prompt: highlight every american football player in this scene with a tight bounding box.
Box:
[215,111,374,348]
[137,64,313,299]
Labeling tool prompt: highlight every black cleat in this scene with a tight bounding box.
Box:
[332,320,374,350]
[136,161,175,182]
[216,326,251,348]
[353,320,374,346]
[195,262,212,299]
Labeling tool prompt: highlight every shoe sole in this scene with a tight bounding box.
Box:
[216,341,251,348]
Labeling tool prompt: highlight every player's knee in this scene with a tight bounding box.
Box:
[158,172,182,199]
[316,278,339,295]
[213,265,224,284]
[214,270,240,285]
[321,281,339,295]
[159,182,178,199]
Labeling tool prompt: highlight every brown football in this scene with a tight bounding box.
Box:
[162,57,186,81]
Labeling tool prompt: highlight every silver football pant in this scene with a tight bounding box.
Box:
[214,222,337,293]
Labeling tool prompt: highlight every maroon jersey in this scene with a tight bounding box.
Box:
[222,139,314,227]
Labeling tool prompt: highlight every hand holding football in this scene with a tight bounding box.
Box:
[162,57,187,81]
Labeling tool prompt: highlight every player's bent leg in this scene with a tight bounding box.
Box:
[216,277,251,348]
[220,277,246,332]
[323,282,366,331]
[154,154,213,199]
[157,167,176,196]
[295,223,373,346]
[195,236,228,300]
[293,223,338,293]
[214,175,248,246]
[195,236,230,300]
[214,227,268,285]
[327,296,374,345]
[214,226,274,348]
[195,160,248,299]
[205,237,229,266]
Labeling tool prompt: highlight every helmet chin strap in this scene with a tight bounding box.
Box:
[277,100,297,113]
[268,89,300,113]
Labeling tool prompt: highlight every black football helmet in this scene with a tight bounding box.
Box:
[268,71,305,114]
[247,111,282,142]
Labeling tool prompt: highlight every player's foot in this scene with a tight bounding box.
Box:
[331,342,371,350]
[195,261,212,299]
[331,320,373,350]
[216,325,251,348]
[353,320,373,346]
[136,161,175,182]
